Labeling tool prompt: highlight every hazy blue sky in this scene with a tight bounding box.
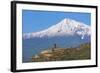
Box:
[22,10,91,33]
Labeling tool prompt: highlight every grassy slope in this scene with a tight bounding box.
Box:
[31,43,91,62]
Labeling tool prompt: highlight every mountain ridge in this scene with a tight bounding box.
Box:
[23,18,91,39]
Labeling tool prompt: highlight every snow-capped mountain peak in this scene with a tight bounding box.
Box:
[23,18,91,39]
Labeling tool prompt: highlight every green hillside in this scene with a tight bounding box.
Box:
[31,43,91,62]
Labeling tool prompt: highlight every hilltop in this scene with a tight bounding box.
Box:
[31,43,90,62]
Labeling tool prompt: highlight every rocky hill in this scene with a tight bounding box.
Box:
[31,43,90,62]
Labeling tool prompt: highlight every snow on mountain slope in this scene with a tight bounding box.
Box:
[23,18,91,39]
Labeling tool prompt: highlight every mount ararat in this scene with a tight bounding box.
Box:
[23,18,91,62]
